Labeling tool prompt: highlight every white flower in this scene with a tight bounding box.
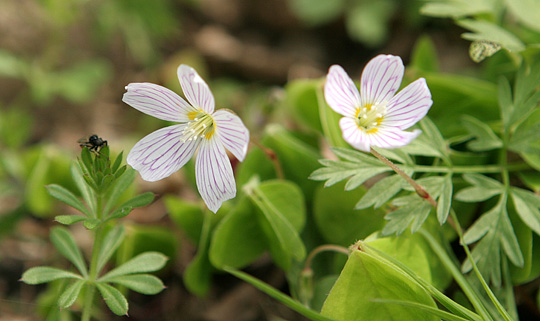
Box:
[324,54,432,152]
[123,65,250,213]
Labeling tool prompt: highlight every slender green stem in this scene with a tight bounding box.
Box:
[407,163,530,173]
[81,193,106,321]
[419,228,492,321]
[302,244,349,273]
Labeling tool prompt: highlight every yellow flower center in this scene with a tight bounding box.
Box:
[182,109,215,141]
[355,103,386,134]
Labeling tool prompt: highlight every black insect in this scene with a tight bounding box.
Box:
[79,134,108,152]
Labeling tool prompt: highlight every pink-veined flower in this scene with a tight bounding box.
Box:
[123,65,250,213]
[324,54,432,152]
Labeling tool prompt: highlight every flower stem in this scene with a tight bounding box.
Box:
[250,139,285,180]
[370,148,437,207]
[302,244,349,274]
[409,163,530,173]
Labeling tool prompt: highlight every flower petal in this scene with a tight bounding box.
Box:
[177,65,215,114]
[325,65,361,117]
[383,78,432,130]
[360,55,404,106]
[195,137,236,213]
[368,128,422,149]
[213,109,250,161]
[123,83,194,122]
[339,117,371,152]
[127,125,199,182]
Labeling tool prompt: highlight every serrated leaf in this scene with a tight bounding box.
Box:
[457,19,525,52]
[355,173,410,209]
[58,279,85,309]
[46,184,89,216]
[511,188,540,235]
[50,227,88,277]
[97,225,126,273]
[21,267,83,284]
[105,274,165,295]
[383,199,433,236]
[100,252,167,280]
[462,195,524,285]
[455,173,503,202]
[310,148,390,188]
[54,215,87,226]
[437,174,453,224]
[96,283,128,316]
[461,115,502,151]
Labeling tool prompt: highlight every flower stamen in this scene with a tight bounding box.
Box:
[182,110,215,142]
[356,103,386,132]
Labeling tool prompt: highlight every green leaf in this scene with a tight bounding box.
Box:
[310,147,390,188]
[437,174,453,224]
[383,199,433,236]
[71,163,96,215]
[54,215,87,226]
[314,182,385,246]
[504,0,540,33]
[511,188,540,235]
[58,279,85,309]
[184,210,214,296]
[100,252,168,280]
[83,218,100,230]
[463,196,524,285]
[21,266,83,284]
[498,77,514,130]
[46,184,89,216]
[50,227,88,277]
[97,225,126,273]
[418,117,450,161]
[102,168,136,215]
[285,79,323,132]
[420,0,495,18]
[411,35,439,72]
[111,151,124,174]
[225,267,339,321]
[457,19,525,53]
[247,180,306,269]
[455,173,503,202]
[105,274,165,295]
[96,283,128,316]
[106,192,154,221]
[320,243,438,321]
[262,125,322,199]
[461,115,502,151]
[209,197,266,269]
[165,196,205,244]
[356,174,409,210]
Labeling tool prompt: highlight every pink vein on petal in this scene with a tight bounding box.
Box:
[361,55,404,106]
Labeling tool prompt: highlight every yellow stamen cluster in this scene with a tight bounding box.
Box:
[355,103,386,134]
[182,110,215,141]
